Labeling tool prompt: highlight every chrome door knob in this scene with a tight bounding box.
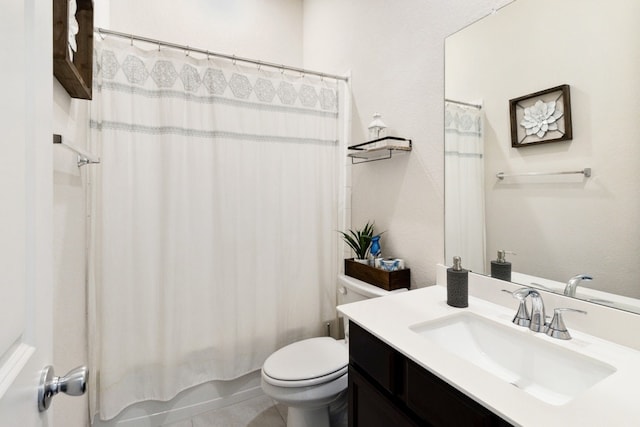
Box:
[38,365,88,412]
[58,365,88,396]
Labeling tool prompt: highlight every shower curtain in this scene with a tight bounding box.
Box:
[88,38,344,420]
[444,101,486,274]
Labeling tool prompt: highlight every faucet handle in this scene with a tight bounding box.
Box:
[502,289,530,327]
[546,308,587,340]
[510,287,539,299]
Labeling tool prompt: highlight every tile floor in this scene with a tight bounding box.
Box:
[164,394,288,427]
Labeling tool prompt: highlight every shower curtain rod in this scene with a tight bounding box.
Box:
[445,98,482,109]
[95,27,349,82]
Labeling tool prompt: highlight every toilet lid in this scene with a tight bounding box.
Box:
[262,337,348,387]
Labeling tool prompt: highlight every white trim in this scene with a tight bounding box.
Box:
[0,342,35,399]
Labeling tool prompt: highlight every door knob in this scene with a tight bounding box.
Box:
[38,365,88,412]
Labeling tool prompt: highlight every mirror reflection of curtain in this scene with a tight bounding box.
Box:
[444,101,486,273]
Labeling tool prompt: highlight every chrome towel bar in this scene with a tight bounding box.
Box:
[496,168,591,180]
[53,134,100,167]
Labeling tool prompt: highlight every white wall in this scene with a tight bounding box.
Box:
[106,0,304,67]
[445,0,640,298]
[303,0,510,288]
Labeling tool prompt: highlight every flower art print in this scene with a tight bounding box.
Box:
[509,85,573,147]
[521,100,563,138]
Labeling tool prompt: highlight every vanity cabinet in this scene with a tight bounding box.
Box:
[348,321,513,427]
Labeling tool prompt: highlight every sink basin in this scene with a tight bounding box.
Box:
[409,312,616,405]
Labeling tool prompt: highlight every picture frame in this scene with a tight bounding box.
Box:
[509,84,572,147]
[53,0,94,100]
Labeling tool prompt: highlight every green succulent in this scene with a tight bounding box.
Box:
[338,221,376,260]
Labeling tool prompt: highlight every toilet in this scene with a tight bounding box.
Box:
[261,274,407,427]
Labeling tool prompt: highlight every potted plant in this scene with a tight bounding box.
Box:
[338,221,376,264]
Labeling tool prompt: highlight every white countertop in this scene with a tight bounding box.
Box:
[338,285,640,427]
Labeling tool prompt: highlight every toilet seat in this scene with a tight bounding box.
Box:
[262,337,348,388]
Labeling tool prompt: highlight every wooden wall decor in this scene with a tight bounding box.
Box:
[53,0,94,100]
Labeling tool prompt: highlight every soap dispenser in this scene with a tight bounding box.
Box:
[447,256,468,308]
[491,250,515,281]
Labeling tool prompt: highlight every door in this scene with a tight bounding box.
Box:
[0,0,54,425]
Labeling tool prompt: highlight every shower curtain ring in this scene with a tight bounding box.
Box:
[232,55,236,66]
[257,61,262,71]
[185,46,190,57]
[130,34,133,46]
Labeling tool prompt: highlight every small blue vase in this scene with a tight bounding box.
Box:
[369,235,381,258]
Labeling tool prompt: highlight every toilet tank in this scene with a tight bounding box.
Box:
[337,274,406,305]
[337,274,408,342]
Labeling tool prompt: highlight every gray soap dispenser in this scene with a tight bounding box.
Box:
[447,256,468,308]
[491,250,515,281]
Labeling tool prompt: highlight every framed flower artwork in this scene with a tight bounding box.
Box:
[509,85,572,147]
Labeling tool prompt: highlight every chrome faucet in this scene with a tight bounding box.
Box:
[505,288,588,339]
[509,288,547,332]
[564,274,593,297]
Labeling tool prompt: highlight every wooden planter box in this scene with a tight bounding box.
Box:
[344,259,410,291]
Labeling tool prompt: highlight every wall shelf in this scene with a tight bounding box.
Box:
[53,0,94,99]
[347,136,412,164]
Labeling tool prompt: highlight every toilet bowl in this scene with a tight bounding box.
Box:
[261,275,408,427]
[261,337,348,427]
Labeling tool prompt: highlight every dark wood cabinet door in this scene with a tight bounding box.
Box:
[348,321,514,427]
[405,359,510,427]
[349,366,420,427]
[349,321,402,395]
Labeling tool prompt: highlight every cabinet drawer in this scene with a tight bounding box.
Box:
[349,321,402,394]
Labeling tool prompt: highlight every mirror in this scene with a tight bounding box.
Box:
[444,0,640,314]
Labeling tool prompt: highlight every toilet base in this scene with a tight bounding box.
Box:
[284,391,347,427]
[287,406,330,427]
